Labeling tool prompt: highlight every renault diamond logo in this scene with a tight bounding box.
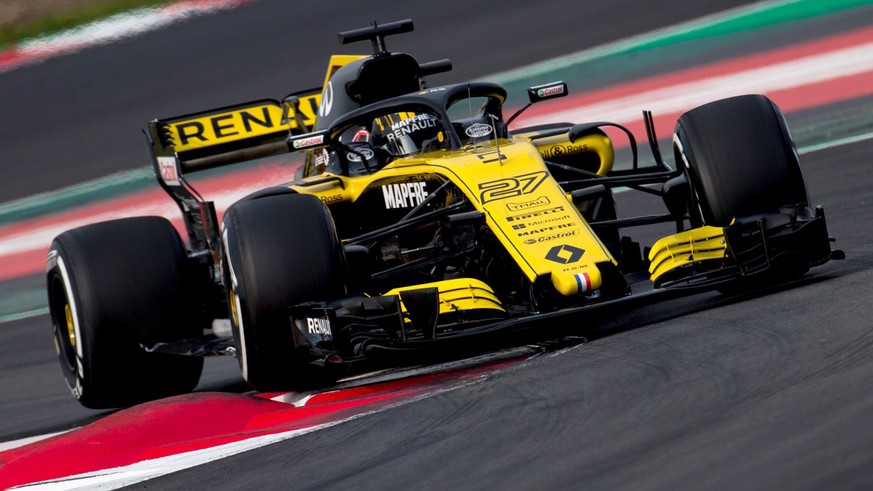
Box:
[545,244,585,264]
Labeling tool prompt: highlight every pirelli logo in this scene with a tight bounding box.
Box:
[506,206,564,222]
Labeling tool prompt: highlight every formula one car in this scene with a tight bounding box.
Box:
[47,20,842,408]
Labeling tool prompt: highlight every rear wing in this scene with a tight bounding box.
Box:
[146,94,316,175]
[145,54,366,181]
[143,94,317,255]
[142,55,365,254]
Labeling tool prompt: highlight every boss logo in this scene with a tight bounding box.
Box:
[320,194,343,204]
[540,144,589,159]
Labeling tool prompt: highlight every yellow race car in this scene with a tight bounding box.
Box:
[46,20,842,408]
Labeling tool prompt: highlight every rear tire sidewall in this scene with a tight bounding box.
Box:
[47,217,203,408]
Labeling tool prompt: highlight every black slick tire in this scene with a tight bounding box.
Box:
[46,217,203,409]
[221,194,345,392]
[674,94,809,227]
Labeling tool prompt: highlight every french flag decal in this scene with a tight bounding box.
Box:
[575,272,592,293]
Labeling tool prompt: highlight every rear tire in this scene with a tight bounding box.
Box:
[222,194,346,392]
[46,217,203,409]
[674,94,809,227]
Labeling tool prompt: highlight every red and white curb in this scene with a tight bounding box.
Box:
[518,25,873,145]
[0,0,256,73]
[0,355,527,489]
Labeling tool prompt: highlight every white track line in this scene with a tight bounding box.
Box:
[519,41,873,127]
[1,0,253,72]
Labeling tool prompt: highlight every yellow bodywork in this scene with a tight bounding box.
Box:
[648,226,727,283]
[384,278,505,316]
[156,54,619,300]
[162,101,289,152]
[291,138,617,297]
[514,128,615,176]
[161,55,366,153]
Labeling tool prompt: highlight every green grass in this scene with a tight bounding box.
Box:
[0,0,178,50]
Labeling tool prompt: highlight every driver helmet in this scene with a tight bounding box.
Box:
[311,127,376,176]
[340,126,379,175]
[370,112,446,158]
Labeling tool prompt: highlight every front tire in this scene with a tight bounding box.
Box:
[674,94,809,227]
[46,217,203,409]
[222,194,346,392]
[674,94,814,285]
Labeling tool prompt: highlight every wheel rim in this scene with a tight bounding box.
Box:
[65,303,77,350]
[49,274,78,374]
[228,288,240,328]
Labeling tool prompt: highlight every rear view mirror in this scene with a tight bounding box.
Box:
[527,81,568,103]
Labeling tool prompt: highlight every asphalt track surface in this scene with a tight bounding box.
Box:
[3,0,873,489]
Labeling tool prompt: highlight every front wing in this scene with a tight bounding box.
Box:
[147,204,840,365]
